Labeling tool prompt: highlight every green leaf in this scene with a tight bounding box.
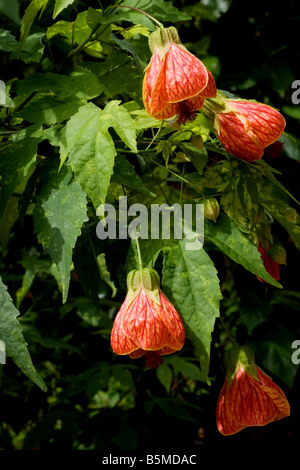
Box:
[0,164,36,256]
[69,67,102,100]
[112,155,156,197]
[47,8,102,45]
[53,0,76,19]
[282,106,300,120]
[15,67,101,101]
[257,180,300,251]
[0,276,47,391]
[0,137,39,218]
[111,0,192,31]
[114,24,150,39]
[144,397,199,422]
[280,133,300,161]
[156,363,173,393]
[178,142,208,175]
[73,224,103,306]
[261,201,300,251]
[204,214,282,287]
[165,356,205,381]
[59,101,137,209]
[0,0,20,24]
[73,298,113,329]
[16,258,61,309]
[13,33,45,63]
[0,29,19,52]
[129,109,159,129]
[33,164,88,303]
[239,291,272,334]
[16,96,84,125]
[19,0,49,52]
[95,50,143,105]
[252,326,298,388]
[272,290,300,311]
[110,33,149,71]
[162,241,222,383]
[260,160,300,205]
[199,159,239,191]
[220,167,261,233]
[97,253,117,298]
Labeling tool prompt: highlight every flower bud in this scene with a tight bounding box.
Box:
[204,198,220,222]
[268,245,287,265]
[191,134,204,150]
[284,207,297,224]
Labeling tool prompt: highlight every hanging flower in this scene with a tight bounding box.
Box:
[143,27,217,124]
[216,345,290,436]
[257,242,280,282]
[110,268,185,368]
[202,97,286,162]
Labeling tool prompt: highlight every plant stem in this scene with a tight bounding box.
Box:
[122,186,143,270]
[180,162,186,202]
[145,120,164,150]
[84,222,103,281]
[14,91,38,112]
[135,235,143,271]
[0,130,18,135]
[219,316,236,344]
[114,5,164,28]
[68,21,102,58]
[141,152,201,194]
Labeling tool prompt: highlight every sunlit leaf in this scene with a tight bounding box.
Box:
[34,164,88,302]
[59,101,137,209]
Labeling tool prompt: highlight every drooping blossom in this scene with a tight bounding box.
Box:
[203,97,286,162]
[143,26,216,124]
[216,345,290,436]
[257,242,280,283]
[110,268,185,368]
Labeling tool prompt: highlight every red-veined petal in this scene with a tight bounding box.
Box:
[157,43,209,104]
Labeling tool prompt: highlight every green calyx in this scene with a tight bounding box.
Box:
[149,26,181,59]
[268,244,287,265]
[224,345,258,387]
[126,268,161,306]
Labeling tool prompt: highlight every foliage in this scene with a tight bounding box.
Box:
[0,0,299,450]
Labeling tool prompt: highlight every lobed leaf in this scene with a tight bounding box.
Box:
[112,154,156,197]
[162,241,222,383]
[34,164,88,303]
[59,101,137,209]
[19,0,49,52]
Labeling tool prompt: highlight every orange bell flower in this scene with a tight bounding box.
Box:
[203,97,286,162]
[216,345,290,436]
[110,268,185,368]
[143,27,216,124]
